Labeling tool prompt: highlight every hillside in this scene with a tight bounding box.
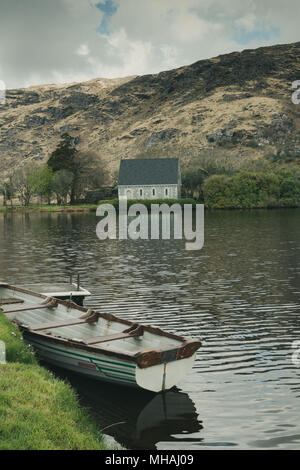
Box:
[0,41,300,181]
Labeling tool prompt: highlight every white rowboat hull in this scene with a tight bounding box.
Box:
[25,332,197,392]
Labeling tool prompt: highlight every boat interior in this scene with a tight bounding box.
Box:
[0,284,184,356]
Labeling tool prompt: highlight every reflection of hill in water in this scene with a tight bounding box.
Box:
[48,365,202,450]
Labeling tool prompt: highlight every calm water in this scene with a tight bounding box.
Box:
[0,209,300,450]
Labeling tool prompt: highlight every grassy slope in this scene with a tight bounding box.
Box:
[0,204,98,212]
[0,313,111,450]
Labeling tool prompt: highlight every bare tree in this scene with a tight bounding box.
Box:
[52,170,74,204]
[70,151,108,203]
[13,163,40,206]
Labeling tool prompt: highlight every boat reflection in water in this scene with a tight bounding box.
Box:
[47,365,203,450]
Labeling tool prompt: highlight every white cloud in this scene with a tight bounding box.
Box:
[235,13,257,32]
[168,10,221,44]
[0,0,299,89]
[107,29,153,74]
[84,29,153,78]
[160,44,179,69]
[76,44,90,56]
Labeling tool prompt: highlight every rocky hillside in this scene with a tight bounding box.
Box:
[0,41,300,181]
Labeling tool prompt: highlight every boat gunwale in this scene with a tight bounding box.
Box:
[18,282,91,298]
[1,283,201,368]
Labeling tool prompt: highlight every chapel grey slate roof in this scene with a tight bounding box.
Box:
[118,158,179,185]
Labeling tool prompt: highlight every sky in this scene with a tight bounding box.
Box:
[0,0,299,89]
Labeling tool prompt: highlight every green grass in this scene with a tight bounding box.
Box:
[0,204,98,212]
[0,314,37,364]
[0,313,111,450]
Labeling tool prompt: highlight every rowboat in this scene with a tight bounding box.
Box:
[17,282,91,306]
[0,282,201,392]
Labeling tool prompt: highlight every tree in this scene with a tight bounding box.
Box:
[182,168,208,199]
[52,170,74,205]
[0,175,15,206]
[70,151,107,202]
[47,133,77,173]
[28,166,54,204]
[47,134,108,203]
[13,163,40,206]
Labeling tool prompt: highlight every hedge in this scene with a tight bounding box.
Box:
[202,170,300,209]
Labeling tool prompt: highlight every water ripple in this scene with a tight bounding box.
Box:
[1,209,300,449]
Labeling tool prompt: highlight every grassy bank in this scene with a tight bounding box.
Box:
[0,313,111,450]
[2,186,300,214]
[0,204,98,213]
[98,198,198,210]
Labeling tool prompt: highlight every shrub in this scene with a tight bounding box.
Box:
[201,175,232,208]
[202,170,299,209]
[276,168,300,207]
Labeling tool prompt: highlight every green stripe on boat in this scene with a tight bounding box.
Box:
[93,363,135,377]
[28,337,136,370]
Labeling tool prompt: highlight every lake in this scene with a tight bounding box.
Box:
[0,208,299,450]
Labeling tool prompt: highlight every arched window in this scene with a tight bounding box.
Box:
[152,188,156,197]
[165,188,169,196]
[139,188,143,197]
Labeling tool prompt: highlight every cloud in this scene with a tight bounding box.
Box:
[0,0,299,89]
[235,14,257,32]
[76,44,90,56]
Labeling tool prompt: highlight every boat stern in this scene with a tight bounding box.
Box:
[134,339,201,393]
